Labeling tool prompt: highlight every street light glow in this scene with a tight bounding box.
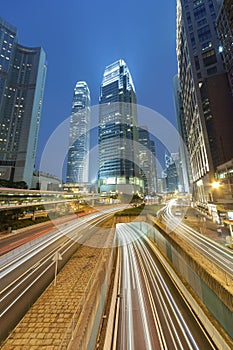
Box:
[212,181,220,189]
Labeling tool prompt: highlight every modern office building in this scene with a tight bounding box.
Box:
[138,126,157,195]
[66,81,90,184]
[176,0,233,211]
[173,74,192,193]
[163,152,179,193]
[217,0,233,95]
[148,137,157,194]
[98,59,142,194]
[0,17,47,188]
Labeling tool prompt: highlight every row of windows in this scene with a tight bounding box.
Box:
[186,3,216,26]
[193,0,203,7]
[194,4,206,20]
[197,24,211,42]
[202,49,217,66]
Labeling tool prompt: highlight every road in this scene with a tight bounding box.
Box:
[0,206,120,344]
[0,220,60,255]
[115,223,217,350]
[160,199,233,279]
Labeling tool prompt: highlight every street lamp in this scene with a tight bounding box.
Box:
[212,181,221,189]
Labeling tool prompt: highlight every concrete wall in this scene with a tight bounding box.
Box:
[147,217,233,340]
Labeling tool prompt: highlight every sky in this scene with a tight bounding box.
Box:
[1,0,178,179]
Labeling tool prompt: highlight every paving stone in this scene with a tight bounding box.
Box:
[1,245,103,349]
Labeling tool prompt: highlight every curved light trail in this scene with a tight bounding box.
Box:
[115,223,218,350]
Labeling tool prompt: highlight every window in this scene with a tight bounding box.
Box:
[207,66,217,75]
[202,41,212,50]
[186,12,192,25]
[209,4,215,13]
[190,32,196,46]
[202,49,217,67]
[198,25,211,42]
[194,56,200,70]
[194,4,206,19]
[197,18,207,27]
[193,0,203,7]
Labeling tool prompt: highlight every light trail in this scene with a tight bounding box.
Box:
[115,223,217,350]
[0,206,124,343]
[161,200,233,279]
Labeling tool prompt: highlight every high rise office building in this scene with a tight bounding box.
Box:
[0,17,47,188]
[173,74,192,193]
[138,126,157,195]
[217,0,233,95]
[176,0,233,208]
[66,81,90,184]
[165,153,179,193]
[98,59,142,194]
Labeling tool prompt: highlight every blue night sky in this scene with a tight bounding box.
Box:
[1,0,178,178]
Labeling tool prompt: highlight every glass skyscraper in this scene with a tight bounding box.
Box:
[0,17,47,188]
[66,81,90,184]
[138,126,157,195]
[98,59,142,194]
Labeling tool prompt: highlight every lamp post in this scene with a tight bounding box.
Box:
[52,251,63,287]
[208,181,221,223]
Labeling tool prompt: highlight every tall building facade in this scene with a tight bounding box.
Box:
[163,153,179,193]
[98,59,142,194]
[173,74,192,193]
[217,0,233,95]
[138,126,157,195]
[66,81,90,184]
[0,18,47,188]
[176,0,233,210]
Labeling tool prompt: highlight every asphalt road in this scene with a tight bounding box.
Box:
[116,223,217,350]
[0,207,120,344]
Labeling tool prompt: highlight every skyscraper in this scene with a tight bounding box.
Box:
[165,153,179,193]
[138,126,157,195]
[66,81,90,184]
[173,74,192,194]
[176,0,233,208]
[0,17,47,188]
[217,0,233,95]
[98,59,142,194]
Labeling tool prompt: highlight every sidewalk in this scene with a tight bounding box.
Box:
[183,207,231,246]
[1,244,106,350]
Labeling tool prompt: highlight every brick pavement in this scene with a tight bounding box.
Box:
[1,245,104,350]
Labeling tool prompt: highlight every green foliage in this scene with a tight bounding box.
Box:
[0,208,50,232]
[114,204,145,216]
[142,204,163,214]
[114,204,163,217]
[0,180,28,189]
[0,216,50,232]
